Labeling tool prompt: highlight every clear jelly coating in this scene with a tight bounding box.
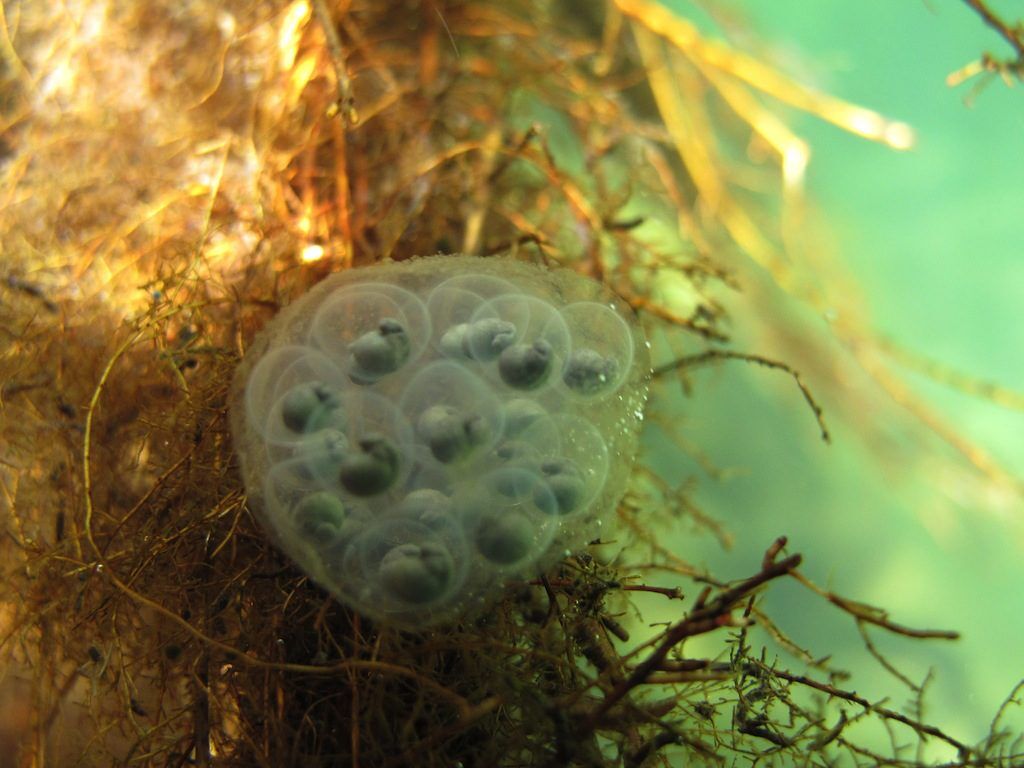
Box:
[231,255,649,628]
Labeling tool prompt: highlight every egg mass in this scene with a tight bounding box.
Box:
[230,255,650,627]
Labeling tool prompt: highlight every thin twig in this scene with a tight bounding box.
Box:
[792,571,960,640]
[755,662,975,758]
[4,274,58,312]
[312,0,358,124]
[962,0,1024,61]
[653,349,831,442]
[577,549,802,733]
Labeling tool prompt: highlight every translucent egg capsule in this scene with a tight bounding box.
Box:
[469,294,570,370]
[492,439,543,469]
[338,435,401,496]
[557,302,634,398]
[279,381,345,434]
[309,283,429,382]
[457,467,557,572]
[283,428,349,484]
[503,398,548,436]
[521,414,609,517]
[378,543,456,604]
[263,457,319,520]
[562,349,619,396]
[400,361,505,466]
[292,490,347,541]
[264,382,347,451]
[416,404,491,464]
[443,317,517,362]
[498,339,554,390]
[336,389,415,494]
[397,488,454,528]
[243,346,309,433]
[346,516,469,615]
[427,274,517,323]
[535,458,586,515]
[245,346,346,438]
[474,511,537,566]
[348,317,411,381]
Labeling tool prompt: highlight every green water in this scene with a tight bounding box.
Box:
[644,0,1024,756]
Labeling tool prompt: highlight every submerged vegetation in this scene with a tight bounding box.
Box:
[0,0,1021,765]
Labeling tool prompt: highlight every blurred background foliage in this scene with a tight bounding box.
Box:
[642,0,1024,753]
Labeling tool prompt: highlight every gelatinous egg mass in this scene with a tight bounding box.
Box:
[230,255,650,627]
